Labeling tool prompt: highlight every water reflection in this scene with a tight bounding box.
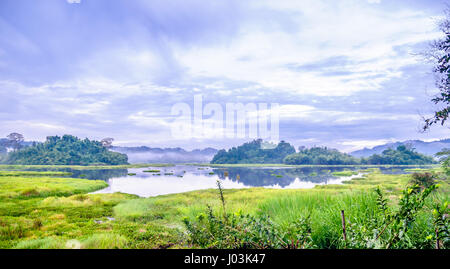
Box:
[8,165,432,198]
[212,167,357,187]
[92,165,422,197]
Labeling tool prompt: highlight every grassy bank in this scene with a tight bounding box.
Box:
[0,167,448,249]
[119,168,448,224]
[191,163,439,168]
[0,164,173,170]
[0,171,181,249]
[0,171,72,177]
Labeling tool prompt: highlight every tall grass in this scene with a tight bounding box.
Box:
[14,237,65,249]
[82,233,128,249]
[0,168,447,249]
[0,175,108,199]
[258,191,380,248]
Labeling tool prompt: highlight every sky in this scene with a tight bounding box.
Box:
[0,0,449,152]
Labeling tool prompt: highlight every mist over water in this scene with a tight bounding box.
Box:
[123,152,215,164]
[110,147,217,164]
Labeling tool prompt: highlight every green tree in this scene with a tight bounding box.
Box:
[283,146,360,165]
[211,139,296,164]
[423,8,450,130]
[364,145,436,165]
[6,132,24,151]
[6,135,128,165]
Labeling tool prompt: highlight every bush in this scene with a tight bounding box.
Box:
[183,180,314,249]
[409,172,436,189]
[433,202,450,249]
[183,207,314,249]
[183,181,446,249]
[345,185,441,249]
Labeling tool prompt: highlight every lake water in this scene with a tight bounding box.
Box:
[14,165,429,197]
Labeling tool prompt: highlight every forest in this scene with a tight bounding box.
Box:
[211,139,438,165]
[211,139,296,164]
[4,135,128,165]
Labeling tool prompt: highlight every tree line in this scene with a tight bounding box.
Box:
[211,139,438,165]
[1,134,128,165]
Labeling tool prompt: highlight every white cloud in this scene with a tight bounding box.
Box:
[1,0,448,149]
[171,0,440,97]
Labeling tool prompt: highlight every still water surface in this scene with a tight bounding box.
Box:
[17,165,427,197]
[90,165,421,197]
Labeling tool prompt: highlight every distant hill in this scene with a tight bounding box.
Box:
[111,146,218,164]
[350,139,450,158]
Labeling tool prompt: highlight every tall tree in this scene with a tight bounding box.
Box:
[101,137,114,149]
[6,132,24,151]
[423,8,450,130]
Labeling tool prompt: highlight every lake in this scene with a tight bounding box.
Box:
[12,165,429,197]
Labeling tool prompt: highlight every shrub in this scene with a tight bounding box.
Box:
[432,202,450,249]
[183,181,314,249]
[183,207,313,249]
[184,181,445,249]
[345,184,440,249]
[409,172,436,189]
[0,224,25,240]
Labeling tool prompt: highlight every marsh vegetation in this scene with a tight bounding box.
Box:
[0,164,447,249]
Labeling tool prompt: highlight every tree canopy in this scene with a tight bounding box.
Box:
[423,8,450,130]
[363,145,437,165]
[5,135,128,165]
[211,141,437,165]
[210,139,296,164]
[283,146,360,165]
[5,132,24,151]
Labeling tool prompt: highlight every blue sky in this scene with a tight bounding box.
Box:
[0,0,449,152]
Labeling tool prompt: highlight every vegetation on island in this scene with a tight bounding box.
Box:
[212,140,437,166]
[284,146,360,165]
[363,145,436,165]
[4,135,128,166]
[211,139,295,164]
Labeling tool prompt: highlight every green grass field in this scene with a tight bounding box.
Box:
[0,165,447,249]
[0,164,173,170]
[0,171,72,177]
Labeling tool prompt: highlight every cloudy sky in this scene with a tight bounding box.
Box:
[0,0,449,152]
